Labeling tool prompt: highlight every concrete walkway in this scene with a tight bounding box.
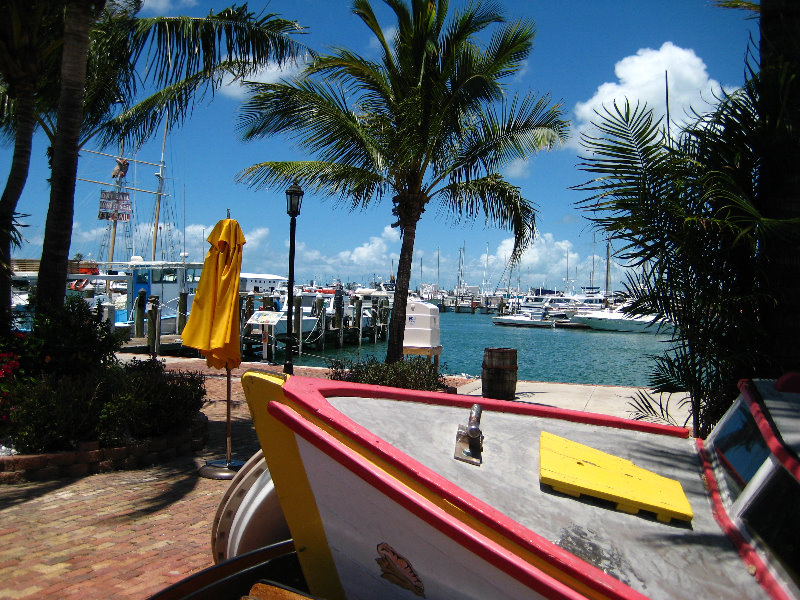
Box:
[0,357,682,599]
[458,379,689,424]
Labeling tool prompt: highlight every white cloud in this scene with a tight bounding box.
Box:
[504,158,530,179]
[243,226,270,251]
[381,224,400,242]
[140,0,197,15]
[514,59,529,81]
[218,60,306,99]
[367,26,398,52]
[455,233,632,293]
[572,42,725,148]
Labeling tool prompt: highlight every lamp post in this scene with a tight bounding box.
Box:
[284,180,304,374]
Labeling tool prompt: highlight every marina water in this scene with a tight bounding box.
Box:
[287,311,672,388]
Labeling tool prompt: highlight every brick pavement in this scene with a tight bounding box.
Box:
[0,356,472,600]
[0,358,288,600]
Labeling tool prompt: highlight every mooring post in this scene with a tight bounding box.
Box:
[135,289,146,338]
[335,302,344,348]
[355,298,363,347]
[379,298,389,340]
[294,296,302,357]
[147,295,159,357]
[314,295,325,350]
[371,307,378,343]
[177,291,188,334]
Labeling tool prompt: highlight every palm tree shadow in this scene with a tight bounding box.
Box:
[0,479,66,510]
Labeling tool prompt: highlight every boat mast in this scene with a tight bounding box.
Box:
[107,139,124,265]
[437,247,440,292]
[482,242,489,296]
[605,240,611,305]
[151,117,169,261]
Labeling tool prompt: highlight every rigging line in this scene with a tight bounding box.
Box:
[76,177,170,196]
[81,147,164,167]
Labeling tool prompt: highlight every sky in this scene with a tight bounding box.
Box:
[2,0,759,293]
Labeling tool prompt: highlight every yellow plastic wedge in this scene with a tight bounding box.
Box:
[539,431,693,524]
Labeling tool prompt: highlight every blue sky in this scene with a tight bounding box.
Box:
[3,0,757,293]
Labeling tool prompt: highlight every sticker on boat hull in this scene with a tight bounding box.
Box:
[375,542,425,597]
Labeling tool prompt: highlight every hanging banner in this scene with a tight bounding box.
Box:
[98,190,132,221]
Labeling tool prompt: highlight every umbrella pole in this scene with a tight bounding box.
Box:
[198,363,244,479]
[226,366,232,466]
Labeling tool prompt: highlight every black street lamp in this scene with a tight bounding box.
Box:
[284,180,304,374]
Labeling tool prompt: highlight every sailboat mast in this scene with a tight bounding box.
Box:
[151,117,169,261]
[437,247,440,291]
[605,241,611,305]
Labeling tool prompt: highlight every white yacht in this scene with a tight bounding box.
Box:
[571,305,674,334]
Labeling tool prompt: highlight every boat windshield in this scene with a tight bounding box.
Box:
[712,403,771,499]
[151,268,178,283]
[741,466,800,587]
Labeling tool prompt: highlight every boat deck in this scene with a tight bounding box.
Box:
[326,395,769,600]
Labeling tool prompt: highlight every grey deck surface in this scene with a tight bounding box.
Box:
[754,378,800,457]
[328,396,769,600]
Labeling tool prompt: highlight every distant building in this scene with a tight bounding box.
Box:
[239,273,287,293]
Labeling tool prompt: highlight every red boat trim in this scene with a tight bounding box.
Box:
[269,400,644,600]
[277,377,661,600]
[695,438,792,600]
[302,378,690,438]
[738,379,800,480]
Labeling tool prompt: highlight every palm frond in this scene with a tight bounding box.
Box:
[627,390,687,428]
[444,93,567,182]
[129,6,311,90]
[238,78,385,175]
[236,160,388,210]
[437,174,535,263]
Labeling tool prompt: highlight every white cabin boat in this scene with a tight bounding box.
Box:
[492,312,555,328]
[215,372,800,600]
[571,307,673,334]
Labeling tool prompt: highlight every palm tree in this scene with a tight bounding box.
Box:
[756,0,800,376]
[30,2,310,312]
[0,1,64,331]
[37,0,104,313]
[237,0,567,362]
[574,81,800,437]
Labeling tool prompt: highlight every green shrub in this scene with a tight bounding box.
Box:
[0,352,21,436]
[1,294,206,454]
[6,358,205,452]
[327,356,446,391]
[8,370,109,453]
[3,296,126,381]
[98,358,206,446]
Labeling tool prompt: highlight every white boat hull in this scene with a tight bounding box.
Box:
[239,373,789,600]
[571,311,673,334]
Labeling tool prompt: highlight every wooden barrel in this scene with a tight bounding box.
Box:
[481,347,517,400]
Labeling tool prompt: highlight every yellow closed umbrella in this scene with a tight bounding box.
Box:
[182,218,246,478]
[182,218,246,369]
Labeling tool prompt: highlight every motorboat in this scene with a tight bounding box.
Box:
[570,307,673,334]
[491,311,554,328]
[214,371,800,599]
[517,294,580,319]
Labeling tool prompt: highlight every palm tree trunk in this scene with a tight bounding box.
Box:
[758,0,800,375]
[36,0,100,312]
[386,220,417,363]
[0,83,36,333]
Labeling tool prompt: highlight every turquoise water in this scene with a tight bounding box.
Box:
[286,311,672,388]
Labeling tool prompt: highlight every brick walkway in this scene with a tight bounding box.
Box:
[0,358,321,600]
[0,357,472,599]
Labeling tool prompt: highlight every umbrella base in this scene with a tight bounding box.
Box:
[198,459,245,480]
